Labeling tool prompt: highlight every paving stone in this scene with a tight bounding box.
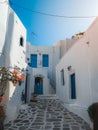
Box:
[4,123,12,127]
[45,125,52,129]
[11,126,18,129]
[7,129,15,130]
[4,95,91,130]
[31,125,41,129]
[71,126,80,130]
[70,122,79,125]
[63,124,69,127]
[19,126,28,130]
[34,120,43,122]
[63,128,70,130]
[47,119,62,122]
[13,119,22,123]
[53,128,61,130]
[32,122,44,125]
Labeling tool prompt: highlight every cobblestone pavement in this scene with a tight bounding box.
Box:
[4,95,91,130]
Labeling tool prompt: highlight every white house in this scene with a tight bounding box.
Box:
[1,0,98,126]
[25,35,79,103]
[0,1,27,122]
[56,17,98,123]
[26,43,60,100]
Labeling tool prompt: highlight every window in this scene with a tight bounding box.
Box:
[42,54,49,67]
[30,54,37,68]
[20,37,24,46]
[61,69,65,85]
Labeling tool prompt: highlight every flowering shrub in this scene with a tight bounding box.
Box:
[0,66,25,101]
[11,69,25,86]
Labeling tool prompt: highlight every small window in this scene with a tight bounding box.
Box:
[20,37,24,46]
[61,69,65,86]
[42,54,49,67]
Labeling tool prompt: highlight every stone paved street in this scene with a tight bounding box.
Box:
[4,95,91,130]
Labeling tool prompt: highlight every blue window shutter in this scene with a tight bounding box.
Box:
[42,54,49,67]
[70,73,76,99]
[30,54,37,68]
[61,69,65,85]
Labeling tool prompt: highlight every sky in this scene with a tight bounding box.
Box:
[9,0,98,46]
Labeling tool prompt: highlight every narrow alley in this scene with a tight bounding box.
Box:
[4,95,91,130]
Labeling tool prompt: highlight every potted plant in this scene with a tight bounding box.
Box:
[87,103,98,130]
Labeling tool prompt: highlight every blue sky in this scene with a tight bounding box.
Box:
[9,0,98,46]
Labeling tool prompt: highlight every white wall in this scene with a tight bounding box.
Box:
[56,17,98,123]
[54,39,77,59]
[0,3,27,122]
[26,38,76,97]
[26,43,62,98]
[26,45,54,98]
[0,2,9,66]
[32,68,51,94]
[50,45,60,89]
[6,8,26,122]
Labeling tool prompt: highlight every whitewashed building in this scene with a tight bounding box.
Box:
[26,43,59,100]
[1,0,98,126]
[56,17,98,123]
[0,1,27,122]
[25,34,79,102]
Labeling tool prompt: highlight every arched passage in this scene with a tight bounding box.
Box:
[34,76,43,95]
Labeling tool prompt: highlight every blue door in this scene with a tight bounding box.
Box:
[36,84,43,94]
[34,77,43,95]
[70,73,76,99]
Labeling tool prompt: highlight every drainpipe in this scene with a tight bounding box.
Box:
[86,41,92,104]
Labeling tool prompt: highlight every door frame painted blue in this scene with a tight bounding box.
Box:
[70,73,76,99]
[34,77,43,95]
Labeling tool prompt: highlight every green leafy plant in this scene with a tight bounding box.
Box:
[87,103,96,122]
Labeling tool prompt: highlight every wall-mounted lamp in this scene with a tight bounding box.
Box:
[27,58,29,61]
[86,41,90,45]
[67,66,72,71]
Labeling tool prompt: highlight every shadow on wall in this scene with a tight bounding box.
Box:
[5,82,24,122]
[0,11,15,112]
[4,66,29,122]
[5,67,26,122]
[0,12,14,67]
